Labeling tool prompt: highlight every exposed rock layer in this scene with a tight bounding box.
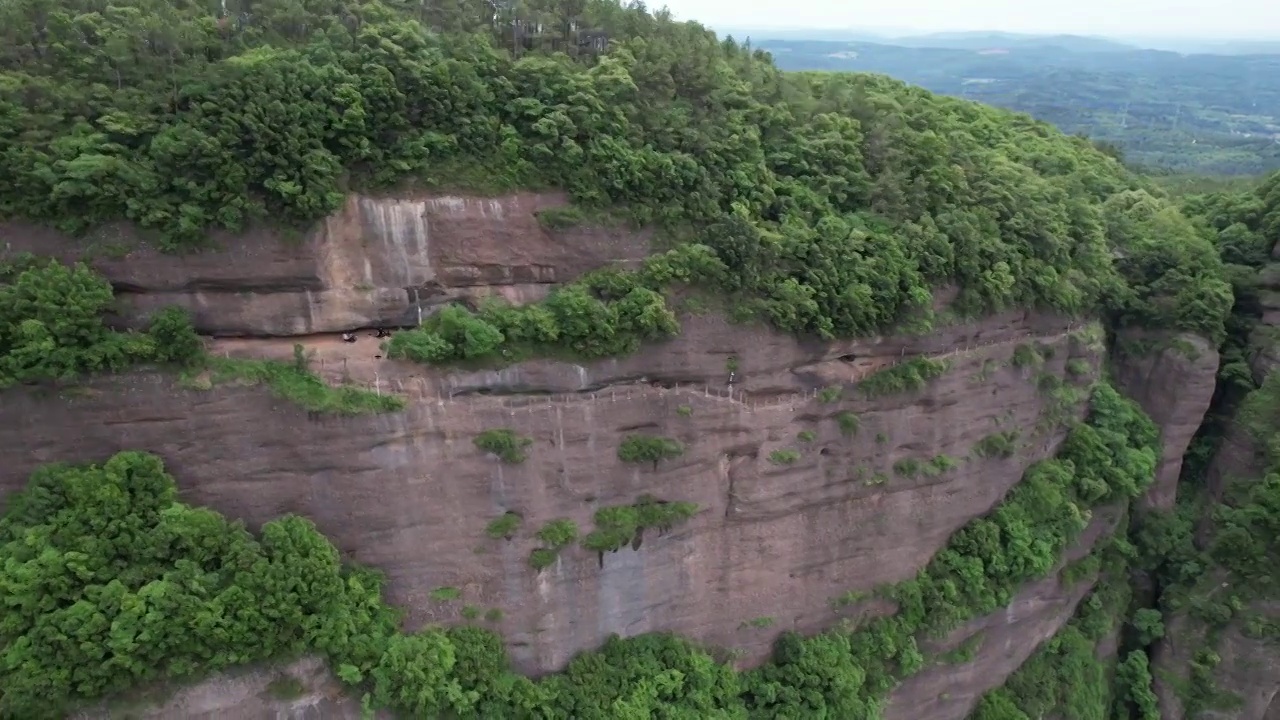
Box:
[1146,243,1280,720]
[0,193,1224,719]
[1,192,651,336]
[1111,332,1220,511]
[1,315,1095,678]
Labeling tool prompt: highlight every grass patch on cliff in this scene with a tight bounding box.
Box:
[837,411,861,436]
[937,634,984,665]
[892,455,959,479]
[974,431,1021,459]
[429,586,462,602]
[184,352,404,415]
[534,205,632,231]
[265,675,307,700]
[1012,344,1043,369]
[769,449,802,465]
[485,512,523,540]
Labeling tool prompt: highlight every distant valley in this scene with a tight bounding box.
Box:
[741,33,1280,175]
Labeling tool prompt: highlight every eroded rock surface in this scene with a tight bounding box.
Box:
[0,193,1220,717]
[0,192,651,336]
[70,657,375,720]
[1112,331,1220,511]
[2,314,1099,676]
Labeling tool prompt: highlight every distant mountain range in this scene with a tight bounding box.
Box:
[714,28,1280,56]
[725,31,1280,176]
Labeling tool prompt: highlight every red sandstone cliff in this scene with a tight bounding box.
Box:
[0,193,1223,719]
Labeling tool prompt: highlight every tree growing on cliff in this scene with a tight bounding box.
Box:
[147,306,205,365]
[474,429,534,463]
[0,257,206,386]
[617,434,684,470]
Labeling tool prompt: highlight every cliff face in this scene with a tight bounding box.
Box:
[1143,250,1280,720]
[0,193,1223,719]
[1149,416,1280,720]
[1111,332,1220,511]
[0,192,651,337]
[0,313,1092,677]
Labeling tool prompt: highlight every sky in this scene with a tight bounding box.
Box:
[660,0,1280,41]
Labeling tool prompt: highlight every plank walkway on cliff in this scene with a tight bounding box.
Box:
[355,324,1091,413]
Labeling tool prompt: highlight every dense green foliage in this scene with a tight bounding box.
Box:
[1217,372,1280,596]
[969,543,1133,720]
[1082,170,1280,718]
[0,0,1234,360]
[757,38,1280,176]
[0,255,202,386]
[0,0,1260,715]
[1165,171,1280,604]
[0,253,400,413]
[974,431,1020,459]
[859,357,950,398]
[485,511,523,540]
[386,273,683,365]
[0,380,1156,718]
[0,452,403,718]
[474,429,534,464]
[580,497,698,554]
[617,434,684,469]
[530,519,580,570]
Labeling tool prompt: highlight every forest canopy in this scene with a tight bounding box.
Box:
[0,0,1233,347]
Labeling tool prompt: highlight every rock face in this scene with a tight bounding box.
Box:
[884,505,1124,720]
[0,313,1096,679]
[0,192,651,336]
[1146,246,1280,720]
[69,657,375,720]
[1111,332,1220,511]
[0,193,1222,719]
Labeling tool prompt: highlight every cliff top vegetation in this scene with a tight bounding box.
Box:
[0,0,1232,359]
[0,1,1274,716]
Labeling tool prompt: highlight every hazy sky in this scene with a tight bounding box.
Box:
[662,0,1280,40]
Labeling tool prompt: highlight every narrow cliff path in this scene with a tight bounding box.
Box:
[204,323,1093,409]
[208,329,403,384]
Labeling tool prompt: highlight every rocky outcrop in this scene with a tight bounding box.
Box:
[0,192,651,336]
[70,657,375,720]
[1147,249,1280,720]
[1112,331,1220,511]
[884,504,1124,720]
